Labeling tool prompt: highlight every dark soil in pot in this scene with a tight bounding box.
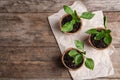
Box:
[61,15,81,33]
[90,34,108,48]
[90,29,108,48]
[63,50,84,69]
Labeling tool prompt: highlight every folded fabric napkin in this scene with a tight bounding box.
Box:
[48,1,115,80]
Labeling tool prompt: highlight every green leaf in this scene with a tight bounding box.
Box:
[74,10,77,16]
[104,34,112,45]
[85,29,99,34]
[72,10,80,22]
[74,40,84,51]
[61,19,75,32]
[85,58,94,70]
[63,5,73,15]
[74,54,83,65]
[80,12,95,19]
[68,50,79,57]
[61,22,73,32]
[71,19,76,24]
[94,30,105,40]
[105,29,111,33]
[104,16,107,28]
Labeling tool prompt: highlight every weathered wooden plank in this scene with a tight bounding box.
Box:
[0,0,120,13]
[0,0,119,79]
[0,13,57,46]
[0,46,69,78]
[0,47,69,78]
[0,78,72,80]
[0,78,120,80]
[0,47,61,61]
[0,12,120,79]
[0,61,70,78]
[108,47,120,78]
[104,12,120,47]
[84,1,120,12]
[0,46,120,78]
[0,12,120,47]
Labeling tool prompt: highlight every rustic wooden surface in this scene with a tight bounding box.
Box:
[0,0,120,80]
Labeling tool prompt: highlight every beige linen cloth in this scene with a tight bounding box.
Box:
[48,1,115,80]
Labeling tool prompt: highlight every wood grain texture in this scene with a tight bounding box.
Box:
[0,12,120,47]
[0,13,57,46]
[0,47,120,78]
[0,78,120,80]
[0,12,120,79]
[0,0,120,79]
[0,47,61,61]
[0,61,70,78]
[0,47,70,78]
[0,0,120,12]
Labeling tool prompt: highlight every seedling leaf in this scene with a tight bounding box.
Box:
[74,54,83,65]
[72,10,80,22]
[86,29,99,34]
[104,16,107,28]
[74,40,84,51]
[61,19,75,32]
[68,50,79,57]
[85,58,94,70]
[80,12,95,19]
[104,34,112,45]
[94,30,105,40]
[105,29,111,33]
[63,5,73,15]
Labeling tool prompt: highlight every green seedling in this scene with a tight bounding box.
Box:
[61,5,95,32]
[68,40,94,70]
[86,16,112,45]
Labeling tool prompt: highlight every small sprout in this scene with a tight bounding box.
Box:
[104,16,107,29]
[85,16,112,45]
[68,40,94,70]
[61,5,95,32]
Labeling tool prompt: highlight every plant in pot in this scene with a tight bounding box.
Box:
[86,16,112,49]
[62,40,94,70]
[60,5,95,34]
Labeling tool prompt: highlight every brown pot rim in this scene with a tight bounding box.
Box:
[59,14,82,34]
[88,27,112,50]
[61,48,84,70]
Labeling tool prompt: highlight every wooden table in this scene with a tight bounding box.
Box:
[0,0,120,80]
